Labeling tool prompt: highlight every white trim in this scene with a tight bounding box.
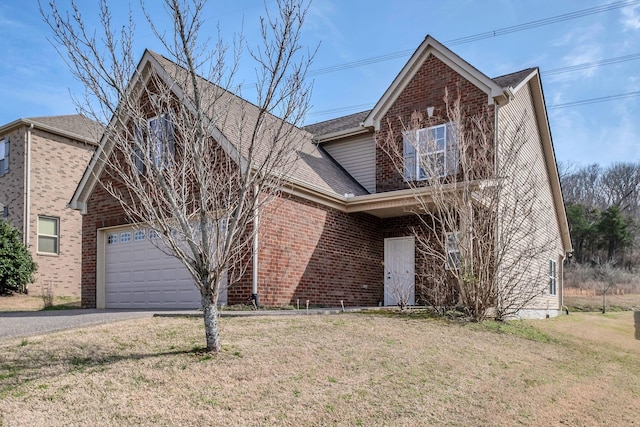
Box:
[36,215,60,255]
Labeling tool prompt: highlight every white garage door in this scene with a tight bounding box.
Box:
[104,227,226,309]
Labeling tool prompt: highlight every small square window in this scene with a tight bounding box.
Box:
[149,229,159,239]
[38,216,59,254]
[120,232,132,243]
[107,234,118,245]
[134,230,145,241]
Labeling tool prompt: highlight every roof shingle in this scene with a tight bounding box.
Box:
[26,114,103,143]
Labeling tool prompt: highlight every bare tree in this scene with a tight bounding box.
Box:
[601,163,640,215]
[42,0,314,352]
[595,258,619,314]
[380,90,558,320]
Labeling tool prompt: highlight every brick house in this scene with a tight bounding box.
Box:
[70,36,572,317]
[0,115,99,296]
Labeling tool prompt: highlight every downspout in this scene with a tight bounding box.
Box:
[251,185,259,307]
[561,253,569,315]
[24,123,34,247]
[493,102,501,314]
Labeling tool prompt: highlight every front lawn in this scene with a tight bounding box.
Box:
[0,312,638,426]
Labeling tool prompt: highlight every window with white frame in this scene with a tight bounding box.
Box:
[0,138,9,175]
[120,232,132,243]
[549,259,557,295]
[445,231,461,270]
[403,122,458,181]
[133,113,175,174]
[134,230,145,241]
[37,216,59,254]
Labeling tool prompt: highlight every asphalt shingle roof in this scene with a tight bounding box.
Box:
[26,114,103,143]
[492,68,536,89]
[149,51,368,197]
[303,110,371,137]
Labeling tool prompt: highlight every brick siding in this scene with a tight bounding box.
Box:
[0,125,94,297]
[244,194,383,307]
[375,54,492,192]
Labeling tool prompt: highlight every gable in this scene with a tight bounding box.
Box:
[384,54,491,123]
[70,50,367,213]
[364,35,505,131]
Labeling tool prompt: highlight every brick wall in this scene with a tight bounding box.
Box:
[81,175,129,307]
[250,194,384,307]
[0,125,94,297]
[375,54,492,192]
[28,129,95,297]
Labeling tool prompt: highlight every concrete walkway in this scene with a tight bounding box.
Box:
[0,306,378,341]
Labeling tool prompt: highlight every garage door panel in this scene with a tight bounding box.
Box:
[104,226,219,309]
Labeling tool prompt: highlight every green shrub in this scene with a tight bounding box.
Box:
[0,220,37,294]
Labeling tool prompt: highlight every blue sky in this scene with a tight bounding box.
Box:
[1,0,639,166]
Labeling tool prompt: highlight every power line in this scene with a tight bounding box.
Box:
[543,53,640,76]
[307,0,640,77]
[445,0,640,46]
[308,90,640,119]
[547,91,640,110]
[307,104,374,118]
[308,53,640,118]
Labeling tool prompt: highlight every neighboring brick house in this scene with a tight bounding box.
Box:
[70,36,572,317]
[0,115,99,296]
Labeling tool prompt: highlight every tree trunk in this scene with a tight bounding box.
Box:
[202,295,221,352]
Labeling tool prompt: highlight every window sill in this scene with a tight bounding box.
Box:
[36,251,60,257]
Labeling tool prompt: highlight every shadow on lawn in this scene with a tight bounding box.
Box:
[0,342,215,396]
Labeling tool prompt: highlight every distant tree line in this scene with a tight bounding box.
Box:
[560,162,638,267]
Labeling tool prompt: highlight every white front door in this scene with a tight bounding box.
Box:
[384,237,415,306]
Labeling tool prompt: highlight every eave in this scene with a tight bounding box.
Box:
[0,118,99,147]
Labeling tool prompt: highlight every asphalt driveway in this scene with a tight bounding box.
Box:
[0,306,367,341]
[0,309,181,341]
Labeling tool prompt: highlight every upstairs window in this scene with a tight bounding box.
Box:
[0,138,9,175]
[403,122,458,181]
[133,113,175,174]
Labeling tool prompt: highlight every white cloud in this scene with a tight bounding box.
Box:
[306,1,342,43]
[621,4,640,31]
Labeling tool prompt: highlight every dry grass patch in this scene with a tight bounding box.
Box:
[0,294,81,312]
[564,293,640,312]
[0,312,639,426]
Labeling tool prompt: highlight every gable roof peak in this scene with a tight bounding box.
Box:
[363,35,506,130]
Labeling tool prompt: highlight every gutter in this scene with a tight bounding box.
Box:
[24,123,34,247]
